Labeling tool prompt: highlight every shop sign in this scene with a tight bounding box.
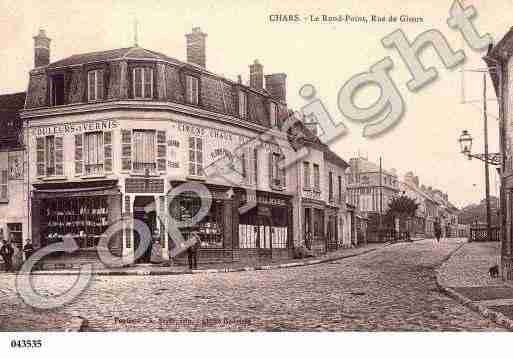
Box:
[125,178,165,194]
[241,193,287,206]
[257,205,272,217]
[32,120,119,137]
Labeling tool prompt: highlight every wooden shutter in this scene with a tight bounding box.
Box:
[104,131,112,172]
[55,136,64,176]
[97,69,104,100]
[121,129,132,171]
[156,130,166,172]
[74,134,83,175]
[253,148,258,186]
[36,137,45,176]
[0,169,7,200]
[268,152,273,187]
[280,155,286,188]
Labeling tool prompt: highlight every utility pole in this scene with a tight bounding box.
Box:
[483,73,493,242]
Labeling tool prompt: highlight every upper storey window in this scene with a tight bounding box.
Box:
[133,67,153,99]
[238,91,248,119]
[186,75,199,105]
[87,70,104,102]
[269,102,278,127]
[50,74,65,106]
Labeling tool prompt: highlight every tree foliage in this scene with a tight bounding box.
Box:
[385,194,419,220]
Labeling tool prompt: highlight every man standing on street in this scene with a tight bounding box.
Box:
[187,231,200,270]
[23,239,34,261]
[0,240,14,272]
[434,220,442,244]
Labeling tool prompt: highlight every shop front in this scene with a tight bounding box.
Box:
[167,184,294,264]
[238,191,293,261]
[31,180,122,268]
[325,206,339,252]
[302,199,326,255]
[168,181,236,264]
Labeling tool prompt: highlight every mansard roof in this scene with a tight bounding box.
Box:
[47,46,185,69]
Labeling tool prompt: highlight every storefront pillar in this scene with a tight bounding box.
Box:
[158,195,169,261]
[122,194,135,264]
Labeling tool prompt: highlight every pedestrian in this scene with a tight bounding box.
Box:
[0,240,14,272]
[23,239,34,261]
[150,239,163,264]
[305,230,312,250]
[434,220,442,244]
[187,232,200,270]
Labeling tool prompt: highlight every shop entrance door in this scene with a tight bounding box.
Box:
[256,216,272,259]
[133,196,156,263]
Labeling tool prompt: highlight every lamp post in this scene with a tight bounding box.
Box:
[458,75,502,242]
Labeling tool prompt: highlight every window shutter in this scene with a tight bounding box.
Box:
[97,70,104,100]
[36,137,45,176]
[55,136,64,176]
[134,68,142,98]
[74,134,83,175]
[0,170,8,200]
[253,148,258,186]
[268,152,273,187]
[144,68,153,98]
[156,130,166,172]
[104,131,112,172]
[88,71,95,101]
[280,155,286,188]
[121,129,132,171]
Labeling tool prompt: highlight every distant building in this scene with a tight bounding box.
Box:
[0,92,28,256]
[346,156,399,241]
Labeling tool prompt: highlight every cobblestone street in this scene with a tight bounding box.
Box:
[0,238,505,331]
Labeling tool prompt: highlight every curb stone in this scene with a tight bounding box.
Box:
[30,242,395,276]
[435,242,513,331]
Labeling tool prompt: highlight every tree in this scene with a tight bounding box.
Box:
[385,194,419,240]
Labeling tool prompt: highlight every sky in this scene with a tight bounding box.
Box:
[0,0,511,208]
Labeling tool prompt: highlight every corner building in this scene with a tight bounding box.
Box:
[23,28,305,266]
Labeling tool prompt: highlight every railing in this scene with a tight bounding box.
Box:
[133,162,156,172]
[469,226,500,242]
[84,163,104,176]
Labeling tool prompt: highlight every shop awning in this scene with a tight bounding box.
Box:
[33,185,119,199]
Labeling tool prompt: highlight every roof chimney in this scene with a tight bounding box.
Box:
[185,27,207,68]
[33,29,51,68]
[265,73,286,103]
[250,59,263,89]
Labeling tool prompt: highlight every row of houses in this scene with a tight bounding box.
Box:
[0,27,462,269]
[0,28,361,268]
[346,156,462,241]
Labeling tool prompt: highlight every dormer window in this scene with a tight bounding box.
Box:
[186,75,199,105]
[133,67,153,99]
[87,70,104,102]
[269,102,278,127]
[238,91,247,119]
[50,74,65,106]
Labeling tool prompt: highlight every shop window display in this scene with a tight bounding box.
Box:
[41,196,109,249]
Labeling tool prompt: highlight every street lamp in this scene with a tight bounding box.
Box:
[457,74,502,243]
[458,130,472,157]
[458,129,501,165]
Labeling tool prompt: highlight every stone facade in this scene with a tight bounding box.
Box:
[11,28,352,268]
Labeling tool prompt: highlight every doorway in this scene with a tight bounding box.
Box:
[133,196,156,263]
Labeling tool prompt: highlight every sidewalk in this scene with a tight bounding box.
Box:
[436,241,513,330]
[28,242,390,276]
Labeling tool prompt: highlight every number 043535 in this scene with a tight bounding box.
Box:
[10,339,42,348]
